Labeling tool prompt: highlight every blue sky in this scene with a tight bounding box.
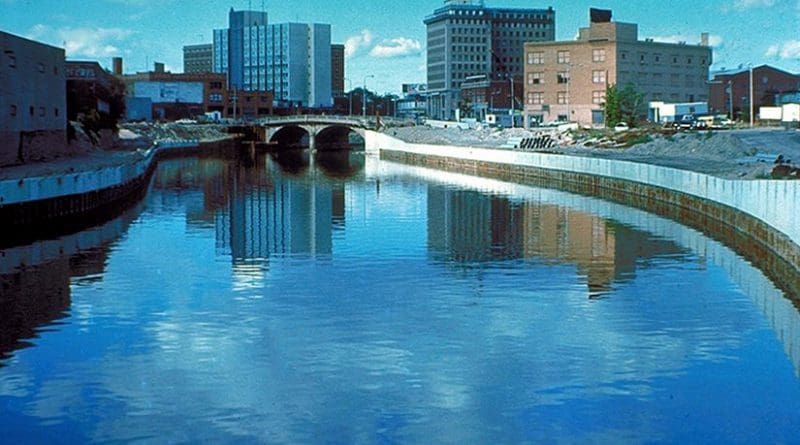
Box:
[1,0,798,94]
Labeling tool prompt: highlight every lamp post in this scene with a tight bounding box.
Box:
[363,74,374,117]
[749,64,754,127]
[509,76,515,128]
[344,78,353,116]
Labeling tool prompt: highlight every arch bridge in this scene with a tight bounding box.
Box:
[260,115,376,151]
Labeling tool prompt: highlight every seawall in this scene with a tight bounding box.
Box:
[364,131,800,298]
[0,138,238,246]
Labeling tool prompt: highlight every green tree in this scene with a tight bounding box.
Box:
[604,84,621,127]
[604,83,645,127]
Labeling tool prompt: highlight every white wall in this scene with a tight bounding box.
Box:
[364,131,800,249]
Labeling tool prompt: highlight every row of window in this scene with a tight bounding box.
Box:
[525,91,606,105]
[9,104,60,118]
[527,70,607,84]
[452,36,488,44]
[620,51,707,66]
[4,50,60,75]
[527,49,607,65]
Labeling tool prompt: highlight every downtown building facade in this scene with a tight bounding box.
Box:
[0,31,66,166]
[425,0,555,121]
[183,44,214,74]
[523,10,712,126]
[213,8,332,108]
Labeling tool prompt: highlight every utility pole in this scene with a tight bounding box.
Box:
[363,74,374,117]
[749,65,755,127]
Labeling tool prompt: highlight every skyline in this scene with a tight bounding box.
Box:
[1,0,798,94]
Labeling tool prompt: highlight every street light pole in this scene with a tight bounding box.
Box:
[749,65,754,127]
[363,74,374,117]
[345,78,353,116]
[509,76,515,128]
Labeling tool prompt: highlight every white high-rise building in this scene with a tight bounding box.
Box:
[213,8,332,108]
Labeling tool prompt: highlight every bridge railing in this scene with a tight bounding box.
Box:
[257,115,415,128]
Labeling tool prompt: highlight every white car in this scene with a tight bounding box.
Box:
[613,122,630,132]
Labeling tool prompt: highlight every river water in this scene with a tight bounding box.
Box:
[1,152,799,444]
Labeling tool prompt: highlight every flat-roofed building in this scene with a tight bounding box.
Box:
[331,44,345,97]
[0,31,66,166]
[523,9,712,127]
[183,44,213,74]
[425,0,555,121]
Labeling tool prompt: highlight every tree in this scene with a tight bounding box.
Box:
[604,84,621,127]
[604,83,645,128]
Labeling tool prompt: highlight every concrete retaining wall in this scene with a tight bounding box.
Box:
[364,130,800,279]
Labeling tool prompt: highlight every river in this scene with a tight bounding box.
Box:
[1,151,798,443]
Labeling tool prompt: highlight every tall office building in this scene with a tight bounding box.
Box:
[424,0,555,120]
[331,43,345,96]
[213,8,332,108]
[183,44,213,74]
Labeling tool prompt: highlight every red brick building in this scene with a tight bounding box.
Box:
[709,65,800,119]
[123,71,273,120]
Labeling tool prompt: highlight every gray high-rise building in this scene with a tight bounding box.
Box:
[424,0,555,120]
[183,44,213,74]
[213,8,332,107]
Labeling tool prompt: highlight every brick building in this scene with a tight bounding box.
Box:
[124,70,273,120]
[524,10,712,126]
[0,31,66,166]
[709,65,800,119]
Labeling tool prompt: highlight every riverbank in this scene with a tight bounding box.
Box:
[387,125,800,180]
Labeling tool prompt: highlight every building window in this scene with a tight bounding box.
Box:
[37,63,45,73]
[29,106,34,116]
[527,91,543,105]
[528,72,542,85]
[527,51,543,65]
[54,108,59,117]
[10,105,17,117]
[592,70,606,84]
[557,50,570,64]
[39,107,45,117]
[557,71,569,84]
[557,91,568,105]
[5,51,16,68]
[592,49,606,63]
[592,90,605,104]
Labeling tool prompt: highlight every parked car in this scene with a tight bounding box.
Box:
[614,122,630,132]
[678,115,697,130]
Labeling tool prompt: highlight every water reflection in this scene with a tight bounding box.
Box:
[1,156,799,443]
[0,201,143,366]
[427,186,684,297]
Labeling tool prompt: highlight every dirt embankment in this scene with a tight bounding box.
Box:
[387,125,800,180]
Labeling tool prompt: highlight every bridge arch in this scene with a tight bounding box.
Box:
[314,125,365,151]
[269,125,311,148]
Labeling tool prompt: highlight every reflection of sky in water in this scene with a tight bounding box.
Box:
[0,156,798,443]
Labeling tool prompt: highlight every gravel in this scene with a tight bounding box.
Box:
[387,125,800,179]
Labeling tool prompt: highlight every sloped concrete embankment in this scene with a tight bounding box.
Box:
[364,131,800,299]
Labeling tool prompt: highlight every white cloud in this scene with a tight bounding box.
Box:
[26,25,133,58]
[732,0,775,9]
[344,29,373,58]
[649,34,724,48]
[369,38,423,59]
[765,41,800,59]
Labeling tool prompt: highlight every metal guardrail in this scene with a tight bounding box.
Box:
[256,115,414,128]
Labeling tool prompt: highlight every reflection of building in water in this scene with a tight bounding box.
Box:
[0,246,111,365]
[215,164,334,264]
[427,186,683,294]
[154,158,343,266]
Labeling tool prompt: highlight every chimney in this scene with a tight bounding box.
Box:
[154,62,165,73]
[112,57,123,75]
[701,33,709,46]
